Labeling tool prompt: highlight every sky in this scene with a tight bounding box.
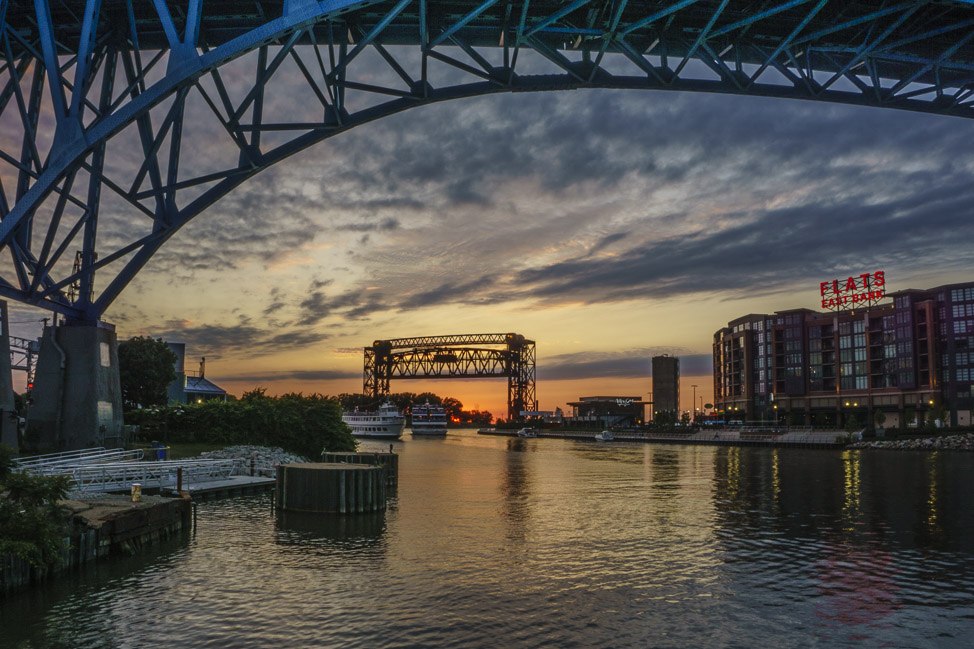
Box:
[6,49,974,420]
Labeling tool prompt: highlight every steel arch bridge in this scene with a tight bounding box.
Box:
[365,333,536,420]
[2,1,974,323]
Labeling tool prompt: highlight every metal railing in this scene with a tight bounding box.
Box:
[15,448,145,474]
[12,447,107,468]
[67,459,237,495]
[12,447,239,495]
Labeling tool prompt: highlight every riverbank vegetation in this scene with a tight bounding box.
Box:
[0,445,71,568]
[124,391,355,457]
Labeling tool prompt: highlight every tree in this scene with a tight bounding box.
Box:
[118,336,177,409]
[873,410,887,429]
[441,397,464,421]
[0,444,72,567]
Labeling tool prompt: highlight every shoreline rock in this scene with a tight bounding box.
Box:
[849,433,974,452]
[199,445,309,477]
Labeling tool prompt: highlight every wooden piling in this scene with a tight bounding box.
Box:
[275,463,386,514]
[320,452,399,486]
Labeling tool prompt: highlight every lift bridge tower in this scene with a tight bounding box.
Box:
[364,334,536,422]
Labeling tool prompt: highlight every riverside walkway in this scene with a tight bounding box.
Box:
[480,427,848,450]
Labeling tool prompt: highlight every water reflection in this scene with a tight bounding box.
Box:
[6,436,974,649]
[501,438,531,542]
[649,447,680,498]
[275,510,387,548]
[814,542,902,632]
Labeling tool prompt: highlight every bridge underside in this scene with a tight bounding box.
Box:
[0,1,973,322]
[365,333,536,421]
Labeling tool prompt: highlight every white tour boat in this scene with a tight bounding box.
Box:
[342,401,405,439]
[411,401,448,436]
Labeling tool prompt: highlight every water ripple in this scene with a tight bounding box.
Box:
[4,436,974,648]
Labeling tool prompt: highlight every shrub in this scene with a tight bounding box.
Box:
[0,444,72,567]
[126,393,356,457]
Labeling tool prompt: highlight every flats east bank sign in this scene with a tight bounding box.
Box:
[819,271,887,311]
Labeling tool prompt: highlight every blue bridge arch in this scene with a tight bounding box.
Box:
[1,0,973,322]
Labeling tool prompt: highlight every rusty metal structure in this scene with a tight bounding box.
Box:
[364,333,536,421]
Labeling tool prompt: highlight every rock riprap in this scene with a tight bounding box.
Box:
[849,433,974,451]
[199,445,309,476]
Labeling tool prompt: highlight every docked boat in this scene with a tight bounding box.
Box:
[342,401,405,439]
[411,401,448,436]
[516,427,537,438]
[594,430,614,442]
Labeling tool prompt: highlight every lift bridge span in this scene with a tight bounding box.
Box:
[2,1,974,322]
[365,333,536,421]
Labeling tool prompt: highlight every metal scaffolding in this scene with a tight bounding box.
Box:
[365,333,537,421]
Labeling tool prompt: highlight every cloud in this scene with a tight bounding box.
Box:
[296,285,386,326]
[540,350,713,380]
[150,321,328,357]
[222,369,360,382]
[85,58,974,356]
[336,217,401,232]
[515,179,974,304]
[269,89,970,317]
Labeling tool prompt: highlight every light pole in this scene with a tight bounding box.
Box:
[691,384,698,423]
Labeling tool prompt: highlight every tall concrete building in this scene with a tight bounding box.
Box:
[652,355,680,420]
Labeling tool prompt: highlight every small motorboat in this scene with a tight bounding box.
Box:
[516,427,537,438]
[594,430,614,442]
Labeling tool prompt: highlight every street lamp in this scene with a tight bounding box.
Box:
[691,384,698,422]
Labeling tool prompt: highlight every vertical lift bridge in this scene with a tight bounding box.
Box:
[364,333,537,422]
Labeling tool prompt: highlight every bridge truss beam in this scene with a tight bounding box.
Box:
[2,1,974,321]
[365,333,536,421]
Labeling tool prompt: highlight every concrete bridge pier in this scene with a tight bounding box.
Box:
[0,302,18,450]
[25,321,123,452]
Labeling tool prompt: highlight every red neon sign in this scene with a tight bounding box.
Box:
[820,270,886,311]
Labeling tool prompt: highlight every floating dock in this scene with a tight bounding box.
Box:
[179,475,276,500]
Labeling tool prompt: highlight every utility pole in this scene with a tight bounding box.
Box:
[691,384,698,423]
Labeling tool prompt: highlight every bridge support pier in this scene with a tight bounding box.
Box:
[0,302,17,450]
[25,322,123,452]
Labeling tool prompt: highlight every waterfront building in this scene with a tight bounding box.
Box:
[652,355,680,421]
[712,281,974,428]
[166,343,228,404]
[567,396,648,428]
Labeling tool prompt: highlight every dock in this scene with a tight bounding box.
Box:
[178,475,276,500]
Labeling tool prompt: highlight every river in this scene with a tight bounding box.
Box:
[3,430,974,648]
